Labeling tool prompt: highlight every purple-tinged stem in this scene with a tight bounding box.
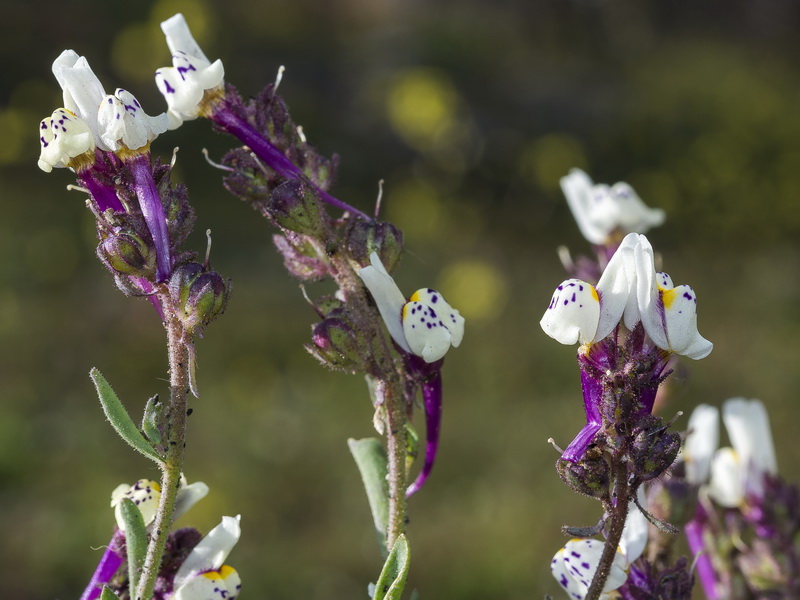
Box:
[209,104,370,220]
[562,369,603,462]
[685,519,720,599]
[406,367,443,497]
[79,529,125,600]
[127,154,172,283]
[78,169,125,213]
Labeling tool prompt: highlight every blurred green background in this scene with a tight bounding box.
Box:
[3,0,800,598]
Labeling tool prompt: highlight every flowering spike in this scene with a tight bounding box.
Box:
[156,13,225,128]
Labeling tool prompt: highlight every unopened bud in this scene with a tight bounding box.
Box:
[556,445,610,500]
[269,179,324,235]
[631,416,681,483]
[346,220,404,272]
[169,262,230,333]
[98,231,156,277]
[307,308,369,373]
[273,232,329,281]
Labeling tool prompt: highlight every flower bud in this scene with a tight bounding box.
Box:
[169,262,230,333]
[268,179,324,235]
[631,416,681,483]
[556,445,610,500]
[98,231,157,277]
[307,308,370,373]
[345,220,404,272]
[273,232,329,281]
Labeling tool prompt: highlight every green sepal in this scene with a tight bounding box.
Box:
[141,394,163,448]
[90,368,164,465]
[100,587,120,600]
[348,437,389,552]
[373,534,411,600]
[119,497,148,594]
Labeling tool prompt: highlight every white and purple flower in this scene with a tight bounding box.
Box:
[561,169,665,246]
[541,232,712,360]
[170,515,242,600]
[155,13,225,129]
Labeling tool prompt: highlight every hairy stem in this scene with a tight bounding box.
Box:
[585,457,630,600]
[135,306,190,600]
[376,377,408,549]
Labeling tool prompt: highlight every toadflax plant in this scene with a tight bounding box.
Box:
[38,12,466,599]
[541,172,708,599]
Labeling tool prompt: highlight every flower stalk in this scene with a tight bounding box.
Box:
[135,301,191,600]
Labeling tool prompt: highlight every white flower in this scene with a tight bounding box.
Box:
[38,108,95,172]
[45,50,167,156]
[358,252,464,363]
[679,404,720,485]
[541,233,712,359]
[110,477,208,531]
[155,13,225,129]
[171,515,242,600]
[97,88,169,152]
[551,497,648,599]
[708,398,777,507]
[561,169,665,245]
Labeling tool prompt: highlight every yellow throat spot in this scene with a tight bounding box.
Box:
[409,290,422,303]
[660,287,676,309]
[590,285,599,302]
[201,571,223,582]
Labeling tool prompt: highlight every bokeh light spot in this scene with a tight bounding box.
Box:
[438,260,508,322]
[518,134,587,191]
[385,179,441,243]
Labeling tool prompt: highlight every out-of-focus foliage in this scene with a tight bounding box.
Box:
[2,0,800,598]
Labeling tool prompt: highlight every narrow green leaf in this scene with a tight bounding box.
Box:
[90,368,164,464]
[100,587,120,600]
[373,534,411,600]
[119,497,148,594]
[348,437,389,549]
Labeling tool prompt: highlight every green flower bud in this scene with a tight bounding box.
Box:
[556,445,610,500]
[273,231,329,281]
[345,220,404,272]
[168,262,231,333]
[269,180,324,235]
[98,231,156,277]
[307,308,369,373]
[631,416,681,483]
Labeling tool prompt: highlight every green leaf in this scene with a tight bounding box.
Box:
[119,497,148,594]
[100,587,120,600]
[90,368,164,465]
[373,534,411,600]
[348,437,389,550]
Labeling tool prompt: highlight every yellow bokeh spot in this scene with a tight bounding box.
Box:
[518,134,588,191]
[112,24,166,83]
[438,260,508,321]
[385,179,441,243]
[386,68,458,151]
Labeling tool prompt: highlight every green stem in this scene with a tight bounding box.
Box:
[135,307,191,600]
[585,457,630,600]
[378,377,408,550]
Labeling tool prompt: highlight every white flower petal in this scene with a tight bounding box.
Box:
[722,398,777,494]
[172,571,229,600]
[173,480,210,522]
[175,515,241,587]
[619,491,648,564]
[110,479,161,530]
[610,182,666,233]
[409,288,465,347]
[552,538,629,599]
[594,232,637,341]
[681,404,720,485]
[402,300,453,362]
[358,252,410,353]
[156,14,225,127]
[38,108,95,172]
[220,565,242,599]
[96,89,169,151]
[708,447,745,507]
[561,169,607,245]
[661,284,712,360]
[540,279,600,345]
[51,50,108,150]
